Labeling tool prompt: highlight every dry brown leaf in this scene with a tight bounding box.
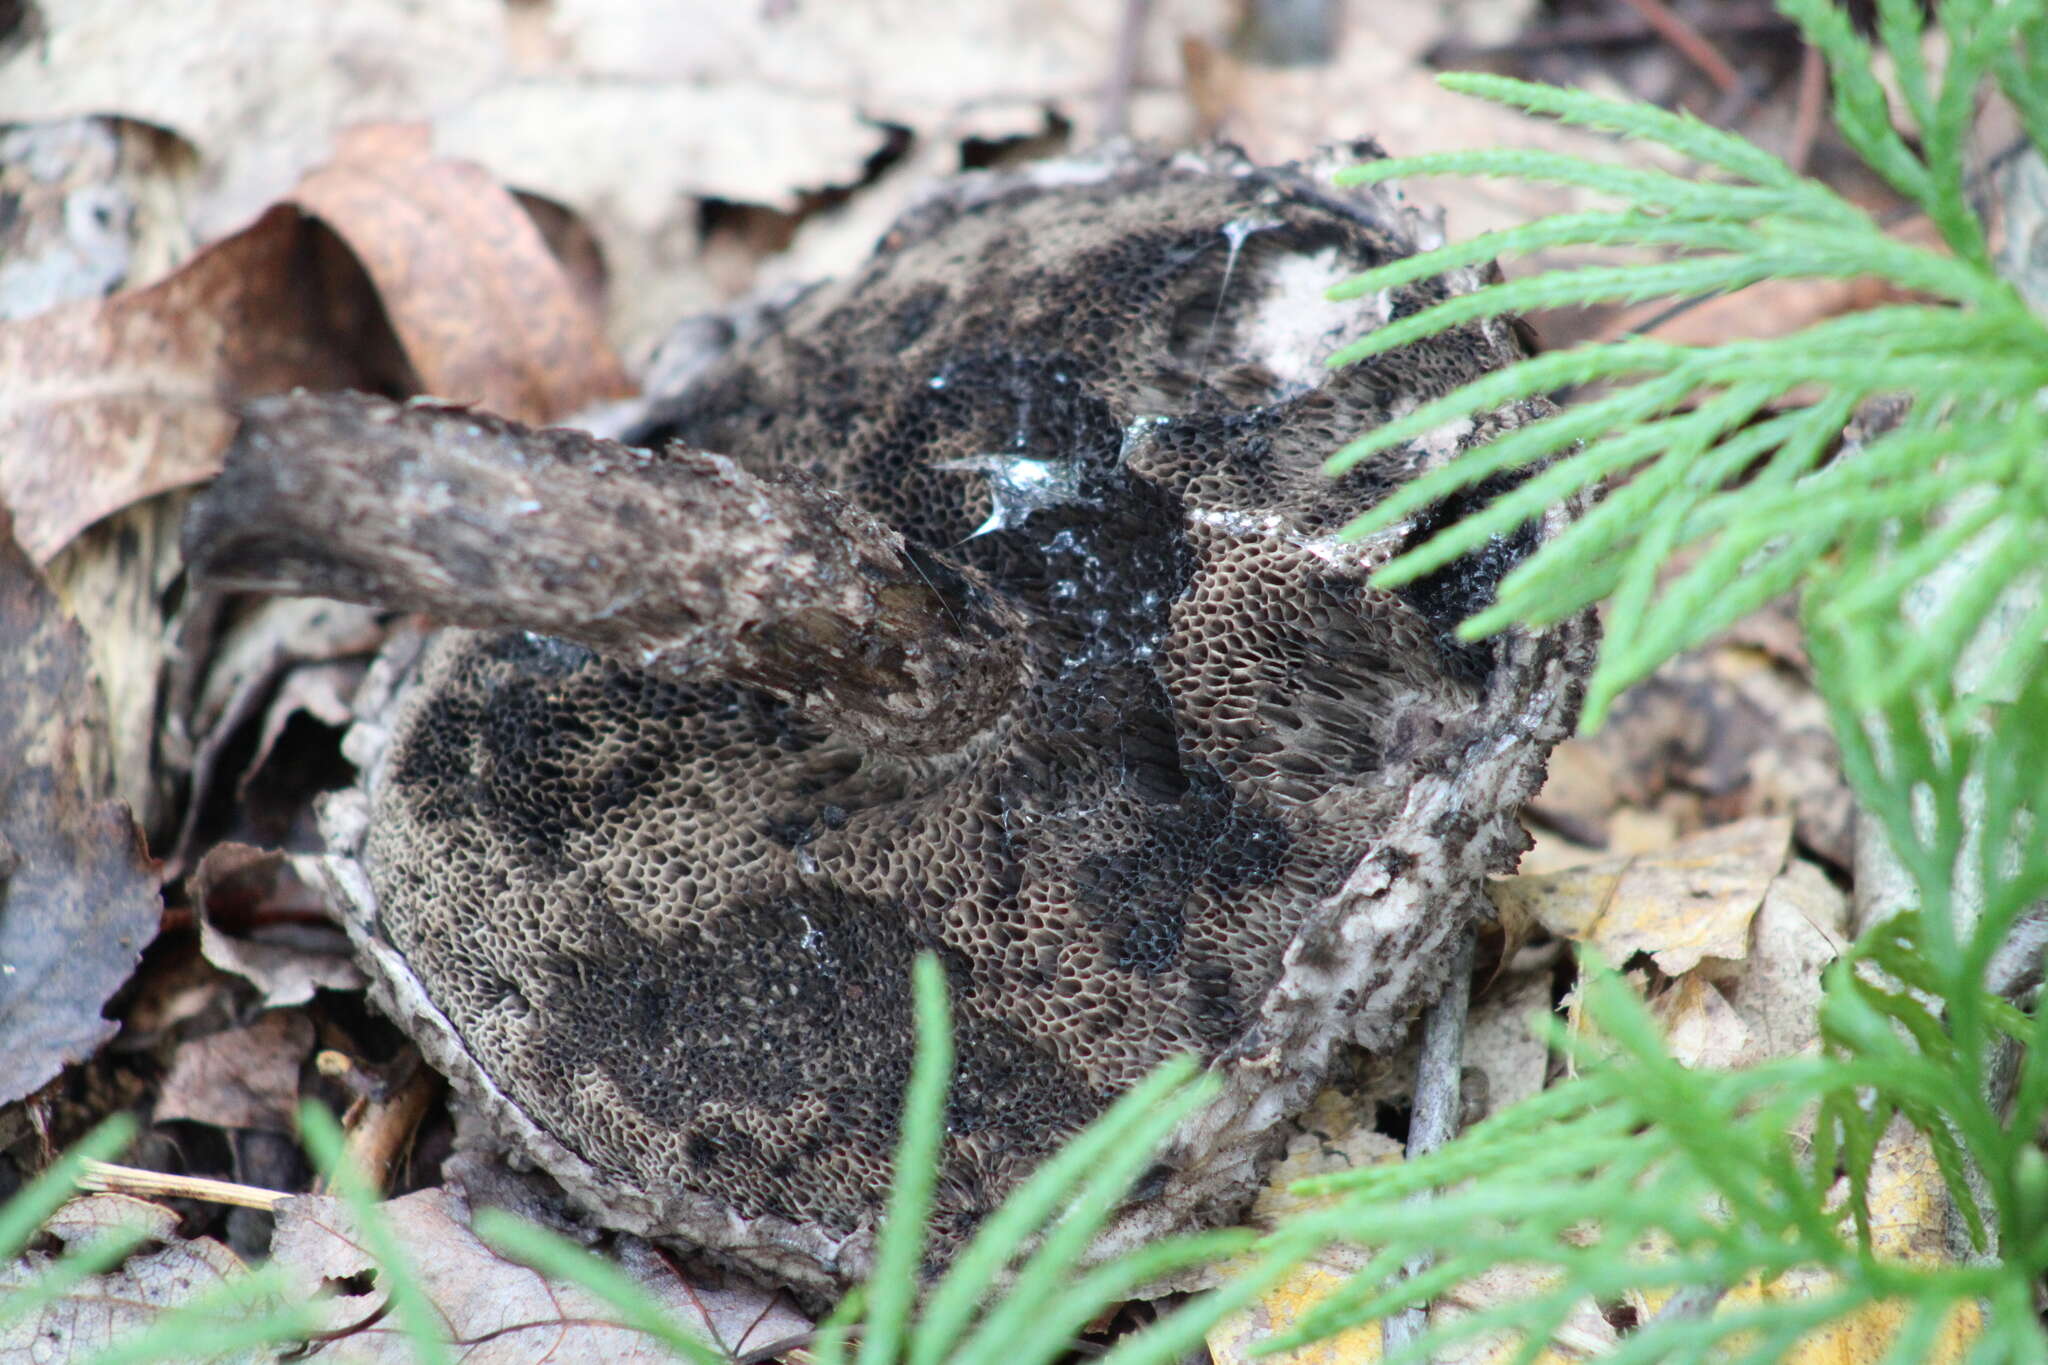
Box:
[0,514,162,1105]
[172,598,384,871]
[1602,216,1951,347]
[155,1008,314,1133]
[271,1188,811,1362]
[0,1194,261,1361]
[0,204,390,563]
[1488,817,1794,977]
[288,124,633,425]
[191,844,362,1008]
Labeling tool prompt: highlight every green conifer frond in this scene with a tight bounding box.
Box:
[1330,4,2048,732]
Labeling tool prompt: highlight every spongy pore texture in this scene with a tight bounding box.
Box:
[323,144,1596,1296]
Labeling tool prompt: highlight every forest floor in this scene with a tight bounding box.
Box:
[0,2,2000,1360]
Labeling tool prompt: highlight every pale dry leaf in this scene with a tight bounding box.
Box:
[245,660,362,783]
[0,204,388,564]
[1180,10,1672,249]
[0,0,505,241]
[1486,816,1794,977]
[1426,1263,1620,1364]
[0,515,161,1105]
[525,0,1225,142]
[191,844,362,1009]
[0,117,197,321]
[40,496,191,837]
[436,80,889,228]
[1711,858,1847,1064]
[1605,807,1685,856]
[288,124,634,425]
[0,1194,265,1364]
[270,1188,810,1363]
[189,600,385,756]
[444,0,1229,355]
[1464,969,1555,1117]
[1205,1093,1401,1365]
[1518,808,1680,879]
[155,1009,314,1133]
[1648,973,1751,1069]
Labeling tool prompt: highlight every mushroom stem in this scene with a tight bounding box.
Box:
[182,391,1025,755]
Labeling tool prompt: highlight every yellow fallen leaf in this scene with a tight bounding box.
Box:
[1632,1123,1982,1361]
[1488,817,1794,976]
[1204,1090,1614,1364]
[1206,1264,1385,1365]
[1205,1092,1400,1364]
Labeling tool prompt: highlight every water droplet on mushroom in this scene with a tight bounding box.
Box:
[934,453,1090,539]
[927,374,949,390]
[795,846,821,877]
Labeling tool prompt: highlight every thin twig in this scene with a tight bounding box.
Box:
[1613,0,1743,94]
[1380,924,1478,1354]
[78,1160,292,1211]
[1099,0,1153,140]
[1789,43,1828,175]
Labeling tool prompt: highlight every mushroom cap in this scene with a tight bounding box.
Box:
[319,145,1596,1295]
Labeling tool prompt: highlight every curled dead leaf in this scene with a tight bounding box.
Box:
[288,124,633,425]
[190,843,361,1008]
[0,205,390,564]
[271,1188,810,1362]
[0,515,162,1105]
[0,1194,263,1361]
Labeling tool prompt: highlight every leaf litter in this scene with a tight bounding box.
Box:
[0,2,1960,1361]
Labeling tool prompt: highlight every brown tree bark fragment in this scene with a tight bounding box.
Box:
[181,392,1026,754]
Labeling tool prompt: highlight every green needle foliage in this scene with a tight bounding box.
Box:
[1276,0,2048,1358]
[1326,0,2048,735]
